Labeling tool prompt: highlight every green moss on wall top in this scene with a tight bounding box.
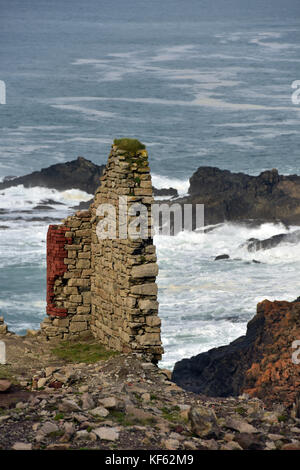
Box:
[114,138,146,153]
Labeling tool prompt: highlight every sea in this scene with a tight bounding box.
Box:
[1,0,300,368]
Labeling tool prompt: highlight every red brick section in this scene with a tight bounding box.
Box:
[46,225,72,318]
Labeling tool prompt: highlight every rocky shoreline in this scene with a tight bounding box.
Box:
[1,329,300,451]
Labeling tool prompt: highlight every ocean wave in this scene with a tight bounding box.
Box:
[151,174,189,195]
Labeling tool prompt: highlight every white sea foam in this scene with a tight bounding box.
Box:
[155,222,300,368]
[52,104,116,120]
[0,185,92,211]
[151,174,189,196]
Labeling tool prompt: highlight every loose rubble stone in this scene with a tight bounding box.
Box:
[90,406,109,418]
[188,405,220,438]
[94,427,119,441]
[12,442,32,450]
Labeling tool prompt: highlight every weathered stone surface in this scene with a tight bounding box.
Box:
[90,406,109,418]
[94,427,119,441]
[130,284,158,296]
[58,399,81,413]
[39,421,59,436]
[131,263,158,279]
[188,406,220,438]
[225,417,258,434]
[12,442,32,450]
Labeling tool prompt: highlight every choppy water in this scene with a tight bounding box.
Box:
[1,0,300,368]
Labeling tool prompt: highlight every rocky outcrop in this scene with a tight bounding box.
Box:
[175,167,300,227]
[244,229,300,252]
[153,187,178,198]
[172,299,300,408]
[0,157,105,194]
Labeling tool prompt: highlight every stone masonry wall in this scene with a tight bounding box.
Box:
[90,144,163,362]
[42,142,163,363]
[41,211,92,340]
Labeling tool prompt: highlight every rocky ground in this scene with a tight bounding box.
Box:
[1,330,300,451]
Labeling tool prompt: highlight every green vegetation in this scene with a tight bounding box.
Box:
[48,430,65,438]
[160,405,183,423]
[278,414,288,423]
[133,392,142,403]
[0,365,19,385]
[114,138,145,153]
[109,410,156,427]
[51,341,119,364]
[235,407,247,417]
[109,410,136,427]
[54,413,65,421]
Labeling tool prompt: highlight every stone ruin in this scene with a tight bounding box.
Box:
[41,141,163,363]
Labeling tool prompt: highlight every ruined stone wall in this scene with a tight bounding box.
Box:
[41,211,92,340]
[90,144,163,362]
[43,142,163,362]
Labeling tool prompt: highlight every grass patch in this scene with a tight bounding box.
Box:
[49,430,65,438]
[54,413,65,421]
[109,410,136,427]
[109,410,155,427]
[51,341,119,364]
[114,138,145,154]
[278,414,288,423]
[235,407,247,417]
[160,405,183,423]
[0,365,19,385]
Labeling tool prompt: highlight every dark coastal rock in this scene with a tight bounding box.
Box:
[0,157,105,195]
[172,299,300,407]
[214,254,230,261]
[73,199,94,211]
[33,205,55,211]
[153,187,178,198]
[175,167,300,226]
[244,229,300,252]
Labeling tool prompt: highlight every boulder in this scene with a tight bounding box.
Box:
[214,254,230,261]
[188,405,220,438]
